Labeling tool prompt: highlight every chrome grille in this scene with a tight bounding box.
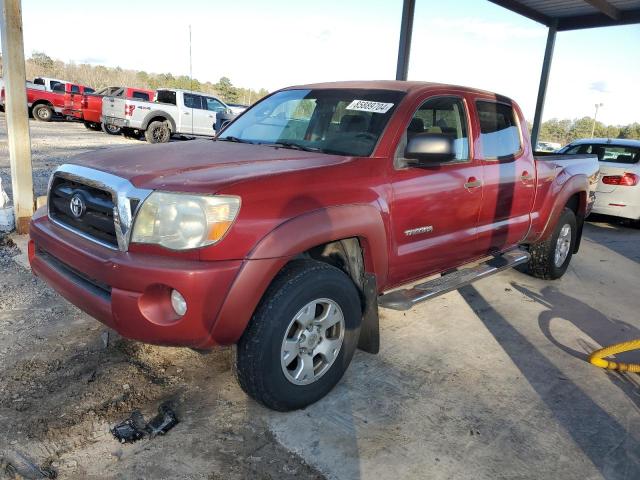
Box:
[47,164,152,251]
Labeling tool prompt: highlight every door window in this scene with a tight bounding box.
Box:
[476,101,522,159]
[184,93,203,109]
[70,85,80,94]
[204,97,227,113]
[398,96,469,162]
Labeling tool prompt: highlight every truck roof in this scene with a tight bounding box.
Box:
[157,87,219,96]
[284,80,510,99]
[568,138,640,147]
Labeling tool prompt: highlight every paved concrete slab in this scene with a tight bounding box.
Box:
[269,220,640,480]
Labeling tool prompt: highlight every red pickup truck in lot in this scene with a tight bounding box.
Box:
[29,81,599,411]
[63,86,155,134]
[26,82,94,121]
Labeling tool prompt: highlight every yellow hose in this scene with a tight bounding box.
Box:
[589,340,640,373]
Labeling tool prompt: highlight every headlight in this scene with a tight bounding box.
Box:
[131,192,240,250]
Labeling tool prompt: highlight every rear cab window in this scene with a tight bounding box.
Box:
[565,144,640,164]
[132,91,150,101]
[476,101,522,160]
[157,90,177,105]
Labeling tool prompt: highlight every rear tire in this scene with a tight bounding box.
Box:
[523,207,577,280]
[236,260,362,411]
[144,121,171,144]
[101,122,121,135]
[32,104,53,122]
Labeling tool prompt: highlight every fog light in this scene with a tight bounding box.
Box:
[170,289,187,316]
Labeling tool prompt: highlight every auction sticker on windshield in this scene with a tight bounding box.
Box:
[346,100,394,114]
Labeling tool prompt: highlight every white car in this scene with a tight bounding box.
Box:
[558,138,640,221]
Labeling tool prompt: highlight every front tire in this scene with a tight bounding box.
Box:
[32,104,53,122]
[144,121,171,144]
[523,207,577,280]
[236,260,362,411]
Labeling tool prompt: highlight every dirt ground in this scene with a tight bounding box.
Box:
[2,115,640,480]
[0,117,322,479]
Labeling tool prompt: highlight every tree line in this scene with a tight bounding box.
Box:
[1,51,269,105]
[537,117,640,145]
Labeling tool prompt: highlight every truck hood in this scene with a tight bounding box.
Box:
[72,140,350,193]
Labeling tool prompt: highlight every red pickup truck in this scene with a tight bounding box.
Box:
[29,81,599,411]
[25,82,94,121]
[63,86,155,134]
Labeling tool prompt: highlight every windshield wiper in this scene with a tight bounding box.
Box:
[217,136,253,144]
[262,141,323,153]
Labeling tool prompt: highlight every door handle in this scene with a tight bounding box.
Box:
[184,112,190,115]
[520,171,533,181]
[464,177,482,189]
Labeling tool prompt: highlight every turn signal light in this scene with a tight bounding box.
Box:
[602,173,639,186]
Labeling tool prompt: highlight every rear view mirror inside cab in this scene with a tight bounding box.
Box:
[405,133,456,165]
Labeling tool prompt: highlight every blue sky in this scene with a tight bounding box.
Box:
[13,0,640,124]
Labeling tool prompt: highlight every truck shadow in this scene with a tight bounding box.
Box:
[459,284,640,478]
[511,283,640,409]
[584,219,640,264]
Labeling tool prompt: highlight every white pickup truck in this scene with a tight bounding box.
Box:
[101,88,231,143]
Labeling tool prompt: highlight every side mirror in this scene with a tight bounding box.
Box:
[405,133,456,164]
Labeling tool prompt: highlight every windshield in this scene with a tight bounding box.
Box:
[219,88,405,156]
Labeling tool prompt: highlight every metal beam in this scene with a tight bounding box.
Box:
[531,21,557,149]
[0,0,34,234]
[395,0,416,81]
[486,0,552,26]
[583,0,620,20]
[557,8,640,30]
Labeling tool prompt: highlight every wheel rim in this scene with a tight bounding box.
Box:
[37,107,50,120]
[280,298,345,386]
[106,124,119,134]
[152,125,168,142]
[554,223,572,267]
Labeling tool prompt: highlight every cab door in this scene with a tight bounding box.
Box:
[181,92,201,135]
[388,94,484,286]
[472,98,535,252]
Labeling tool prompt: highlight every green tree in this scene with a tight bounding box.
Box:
[215,77,239,103]
[29,51,54,71]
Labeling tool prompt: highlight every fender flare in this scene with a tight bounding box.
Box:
[528,173,588,245]
[142,111,176,132]
[208,204,389,346]
[31,100,54,109]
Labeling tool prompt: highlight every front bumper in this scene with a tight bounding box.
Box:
[29,212,243,348]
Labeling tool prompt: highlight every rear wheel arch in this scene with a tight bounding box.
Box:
[142,112,175,132]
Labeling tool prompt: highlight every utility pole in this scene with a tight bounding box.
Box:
[591,103,603,138]
[1,0,34,234]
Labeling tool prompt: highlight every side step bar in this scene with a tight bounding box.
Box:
[378,248,530,311]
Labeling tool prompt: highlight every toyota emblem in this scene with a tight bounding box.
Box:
[70,193,86,219]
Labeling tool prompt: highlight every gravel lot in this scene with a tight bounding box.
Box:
[0,117,322,479]
[1,114,640,480]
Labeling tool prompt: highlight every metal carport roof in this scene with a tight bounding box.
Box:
[395,0,640,146]
[488,0,640,30]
